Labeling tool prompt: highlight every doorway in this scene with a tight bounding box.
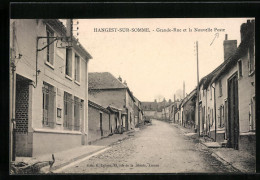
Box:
[227,73,239,149]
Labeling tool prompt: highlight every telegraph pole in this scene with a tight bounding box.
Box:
[196,41,200,136]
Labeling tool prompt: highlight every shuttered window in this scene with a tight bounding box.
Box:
[46,27,54,65]
[42,82,56,128]
[74,54,80,82]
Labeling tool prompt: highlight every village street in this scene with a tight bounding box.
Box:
[60,120,237,173]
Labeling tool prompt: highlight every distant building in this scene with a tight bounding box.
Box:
[88,72,135,132]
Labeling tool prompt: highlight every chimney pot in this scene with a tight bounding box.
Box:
[225,34,228,40]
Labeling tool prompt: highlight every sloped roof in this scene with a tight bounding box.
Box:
[88,100,110,113]
[89,72,135,102]
[212,20,254,83]
[202,60,229,90]
[141,101,157,111]
[89,72,127,89]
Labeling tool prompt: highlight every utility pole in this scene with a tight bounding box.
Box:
[196,41,200,136]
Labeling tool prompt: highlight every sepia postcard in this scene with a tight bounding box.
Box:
[9,16,255,174]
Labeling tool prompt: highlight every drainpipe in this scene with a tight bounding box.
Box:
[211,84,217,142]
[11,21,16,161]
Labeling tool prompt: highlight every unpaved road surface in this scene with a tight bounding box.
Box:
[61,120,237,173]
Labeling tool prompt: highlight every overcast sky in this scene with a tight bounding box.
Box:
[75,18,250,102]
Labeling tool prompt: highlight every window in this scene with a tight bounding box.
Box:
[74,96,82,131]
[66,48,72,77]
[218,105,224,128]
[74,54,80,82]
[248,44,255,75]
[46,27,54,65]
[211,109,214,126]
[42,82,56,128]
[210,87,212,100]
[238,60,243,78]
[57,108,62,118]
[249,96,255,131]
[219,80,223,97]
[64,92,73,130]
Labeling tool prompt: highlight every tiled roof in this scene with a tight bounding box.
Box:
[88,100,110,113]
[212,20,254,83]
[89,72,127,90]
[89,72,135,102]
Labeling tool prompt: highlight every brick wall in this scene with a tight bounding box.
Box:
[15,79,29,133]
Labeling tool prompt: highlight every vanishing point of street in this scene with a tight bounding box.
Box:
[61,120,237,173]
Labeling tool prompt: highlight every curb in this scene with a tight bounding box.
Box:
[199,140,241,173]
[40,131,136,174]
[40,146,108,174]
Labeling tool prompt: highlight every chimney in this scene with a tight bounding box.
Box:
[118,76,122,82]
[223,34,237,61]
[123,80,127,86]
[240,19,254,42]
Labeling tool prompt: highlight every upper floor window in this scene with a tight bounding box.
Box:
[219,80,223,97]
[66,48,72,78]
[46,27,54,65]
[74,53,80,82]
[210,87,212,100]
[238,59,243,78]
[248,44,255,75]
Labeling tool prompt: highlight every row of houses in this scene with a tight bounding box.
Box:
[9,19,144,161]
[141,99,172,120]
[88,72,144,143]
[167,19,255,155]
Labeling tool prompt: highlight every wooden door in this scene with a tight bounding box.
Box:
[228,74,239,149]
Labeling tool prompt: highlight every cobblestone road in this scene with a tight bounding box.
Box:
[61,120,237,173]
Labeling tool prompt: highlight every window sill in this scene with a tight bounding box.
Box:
[249,70,255,77]
[65,74,73,81]
[33,128,82,135]
[74,80,80,86]
[45,61,54,70]
[240,132,255,136]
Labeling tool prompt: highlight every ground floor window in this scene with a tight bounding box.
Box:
[64,92,73,130]
[218,105,224,128]
[42,82,56,128]
[74,96,83,131]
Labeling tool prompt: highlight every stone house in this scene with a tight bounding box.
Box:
[88,72,135,132]
[181,89,196,129]
[133,97,143,126]
[88,100,111,143]
[210,20,255,154]
[141,101,157,119]
[10,19,92,158]
[194,19,255,155]
[194,33,237,138]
